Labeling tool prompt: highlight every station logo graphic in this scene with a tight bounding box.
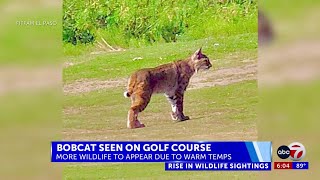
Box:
[277,142,306,161]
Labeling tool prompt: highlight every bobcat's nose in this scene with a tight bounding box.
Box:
[208,64,212,68]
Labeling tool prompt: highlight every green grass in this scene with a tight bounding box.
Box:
[63,2,257,177]
[63,0,257,46]
[63,43,96,57]
[63,28,257,180]
[63,80,257,140]
[260,82,320,136]
[63,80,257,178]
[63,33,257,83]
[63,30,257,179]
[64,163,258,180]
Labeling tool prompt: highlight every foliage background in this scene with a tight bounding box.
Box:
[63,0,257,48]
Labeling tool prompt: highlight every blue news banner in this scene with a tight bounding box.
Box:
[51,141,272,171]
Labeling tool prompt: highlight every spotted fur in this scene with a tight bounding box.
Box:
[124,48,212,128]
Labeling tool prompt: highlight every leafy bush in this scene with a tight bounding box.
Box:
[63,0,257,46]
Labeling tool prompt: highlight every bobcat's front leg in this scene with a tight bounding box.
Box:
[166,92,189,121]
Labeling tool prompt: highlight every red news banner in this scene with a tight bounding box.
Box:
[274,162,309,170]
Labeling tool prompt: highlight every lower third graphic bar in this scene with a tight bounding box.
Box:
[165,162,271,171]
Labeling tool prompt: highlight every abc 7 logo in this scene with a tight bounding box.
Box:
[277,142,306,161]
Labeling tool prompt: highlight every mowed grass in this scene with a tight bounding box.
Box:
[64,163,258,180]
[63,33,257,83]
[63,29,257,178]
[63,80,257,179]
[63,80,257,141]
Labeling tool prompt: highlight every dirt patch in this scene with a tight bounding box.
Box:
[189,63,257,90]
[260,41,320,86]
[64,78,127,94]
[63,63,257,94]
[0,67,60,95]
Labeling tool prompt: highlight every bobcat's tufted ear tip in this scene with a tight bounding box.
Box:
[192,48,203,60]
[195,47,202,55]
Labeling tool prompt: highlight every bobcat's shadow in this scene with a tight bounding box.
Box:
[172,116,205,123]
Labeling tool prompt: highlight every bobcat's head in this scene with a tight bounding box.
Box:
[191,48,212,73]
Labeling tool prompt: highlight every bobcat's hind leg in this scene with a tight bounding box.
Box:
[127,92,151,129]
[127,109,146,129]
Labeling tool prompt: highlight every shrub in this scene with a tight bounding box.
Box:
[63,0,257,46]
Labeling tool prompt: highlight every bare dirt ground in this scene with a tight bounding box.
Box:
[63,78,128,94]
[189,63,257,90]
[63,63,257,94]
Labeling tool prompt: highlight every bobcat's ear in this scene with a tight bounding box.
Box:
[191,48,202,61]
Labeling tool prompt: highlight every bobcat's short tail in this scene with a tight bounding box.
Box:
[124,74,136,98]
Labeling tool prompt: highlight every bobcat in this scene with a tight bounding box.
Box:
[124,48,212,129]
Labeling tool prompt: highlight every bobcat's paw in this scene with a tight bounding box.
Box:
[171,112,178,120]
[179,115,189,121]
[127,120,146,129]
[135,120,145,128]
[172,113,190,122]
[184,116,190,120]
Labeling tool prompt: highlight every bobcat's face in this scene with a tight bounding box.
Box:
[191,48,212,72]
[195,54,212,71]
